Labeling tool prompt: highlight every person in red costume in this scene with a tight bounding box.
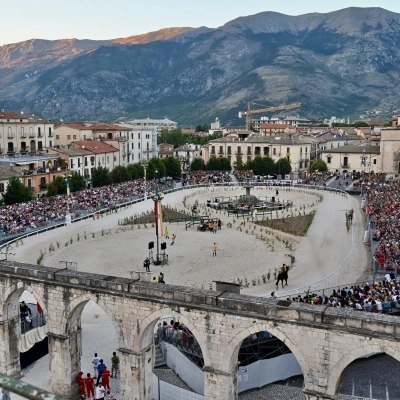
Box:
[101,368,111,391]
[84,373,95,399]
[76,371,85,397]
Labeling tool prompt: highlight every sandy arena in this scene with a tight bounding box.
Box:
[11,185,370,396]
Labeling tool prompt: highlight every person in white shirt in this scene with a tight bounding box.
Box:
[92,352,101,379]
[95,384,105,400]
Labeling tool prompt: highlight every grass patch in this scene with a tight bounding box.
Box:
[256,211,316,236]
[121,206,190,225]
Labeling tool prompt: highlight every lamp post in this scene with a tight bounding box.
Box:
[152,169,164,265]
[65,170,71,225]
[360,150,367,173]
[142,161,148,200]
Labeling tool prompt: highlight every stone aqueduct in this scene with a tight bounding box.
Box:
[0,261,399,400]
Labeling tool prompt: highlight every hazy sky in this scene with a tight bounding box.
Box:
[1,0,400,46]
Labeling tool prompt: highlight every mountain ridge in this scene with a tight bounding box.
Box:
[1,7,400,124]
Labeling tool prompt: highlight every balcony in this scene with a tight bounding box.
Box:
[29,133,35,138]
[7,133,15,139]
[37,133,43,138]
[235,152,242,155]
[254,151,261,156]
[116,136,128,141]
[19,148,28,154]
[143,148,155,153]
[218,151,225,155]
[20,133,26,138]
[39,184,47,190]
[48,133,53,137]
[341,163,350,168]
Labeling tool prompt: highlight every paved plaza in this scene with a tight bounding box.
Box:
[11,185,372,398]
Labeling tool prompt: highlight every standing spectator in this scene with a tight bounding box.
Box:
[85,373,95,399]
[171,233,176,245]
[96,359,107,385]
[92,353,100,379]
[212,243,217,257]
[165,227,169,239]
[143,257,150,272]
[111,351,120,378]
[95,383,106,400]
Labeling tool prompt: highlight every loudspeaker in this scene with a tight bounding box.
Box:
[148,241,154,250]
[161,242,166,250]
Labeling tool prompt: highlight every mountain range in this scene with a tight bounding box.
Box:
[1,7,400,125]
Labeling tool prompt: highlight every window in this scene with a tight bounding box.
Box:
[327,156,332,164]
[0,183,4,193]
[102,157,104,163]
[247,146,251,155]
[78,159,81,167]
[138,132,141,140]
[300,161,303,169]
[211,146,215,154]
[131,143,134,149]
[49,141,52,147]
[227,146,231,155]
[21,127,24,135]
[67,135,71,140]
[138,143,141,149]
[107,156,109,163]
[237,146,241,154]
[219,146,223,154]
[48,127,52,136]
[300,147,302,154]
[114,156,117,162]
[38,127,41,136]
[27,179,32,188]
[273,148,276,155]
[286,147,290,154]
[38,141,43,150]
[374,159,377,165]
[131,133,134,140]
[7,142,14,152]
[56,135,60,139]
[70,159,74,168]
[73,135,77,139]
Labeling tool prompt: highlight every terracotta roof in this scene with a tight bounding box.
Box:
[321,145,380,154]
[72,141,119,154]
[56,148,92,156]
[91,123,120,131]
[0,111,27,119]
[56,123,92,131]
[260,124,290,129]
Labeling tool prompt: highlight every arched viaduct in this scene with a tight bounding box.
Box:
[0,260,399,400]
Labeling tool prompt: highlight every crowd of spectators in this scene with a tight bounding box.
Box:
[157,319,200,351]
[0,179,160,236]
[233,170,254,182]
[365,177,400,270]
[286,280,400,313]
[186,171,232,185]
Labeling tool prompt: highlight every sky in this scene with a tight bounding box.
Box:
[1,0,400,46]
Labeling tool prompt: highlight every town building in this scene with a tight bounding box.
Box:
[0,111,55,155]
[259,123,296,135]
[126,117,177,132]
[0,166,22,197]
[205,132,312,178]
[157,143,174,159]
[379,117,400,174]
[173,144,202,165]
[320,145,380,174]
[50,141,119,181]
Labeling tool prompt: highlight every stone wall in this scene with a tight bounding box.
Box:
[1,261,400,399]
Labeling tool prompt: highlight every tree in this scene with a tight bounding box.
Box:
[190,157,206,171]
[46,176,67,197]
[92,165,112,188]
[218,157,231,171]
[161,156,182,177]
[245,156,275,176]
[275,158,292,177]
[206,155,221,171]
[110,165,129,184]
[234,156,245,171]
[195,124,209,132]
[310,159,328,173]
[127,163,144,180]
[69,171,87,192]
[147,158,166,180]
[3,176,33,205]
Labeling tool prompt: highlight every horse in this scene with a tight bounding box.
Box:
[276,267,289,289]
[347,208,354,224]
[109,202,117,214]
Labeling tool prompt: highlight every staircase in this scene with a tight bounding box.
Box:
[154,344,166,367]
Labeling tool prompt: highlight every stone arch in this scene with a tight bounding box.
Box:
[135,306,211,367]
[327,342,400,395]
[62,293,124,348]
[0,281,52,332]
[220,322,308,377]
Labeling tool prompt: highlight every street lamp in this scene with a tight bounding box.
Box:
[65,170,72,225]
[152,169,164,265]
[142,161,148,200]
[360,150,367,173]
